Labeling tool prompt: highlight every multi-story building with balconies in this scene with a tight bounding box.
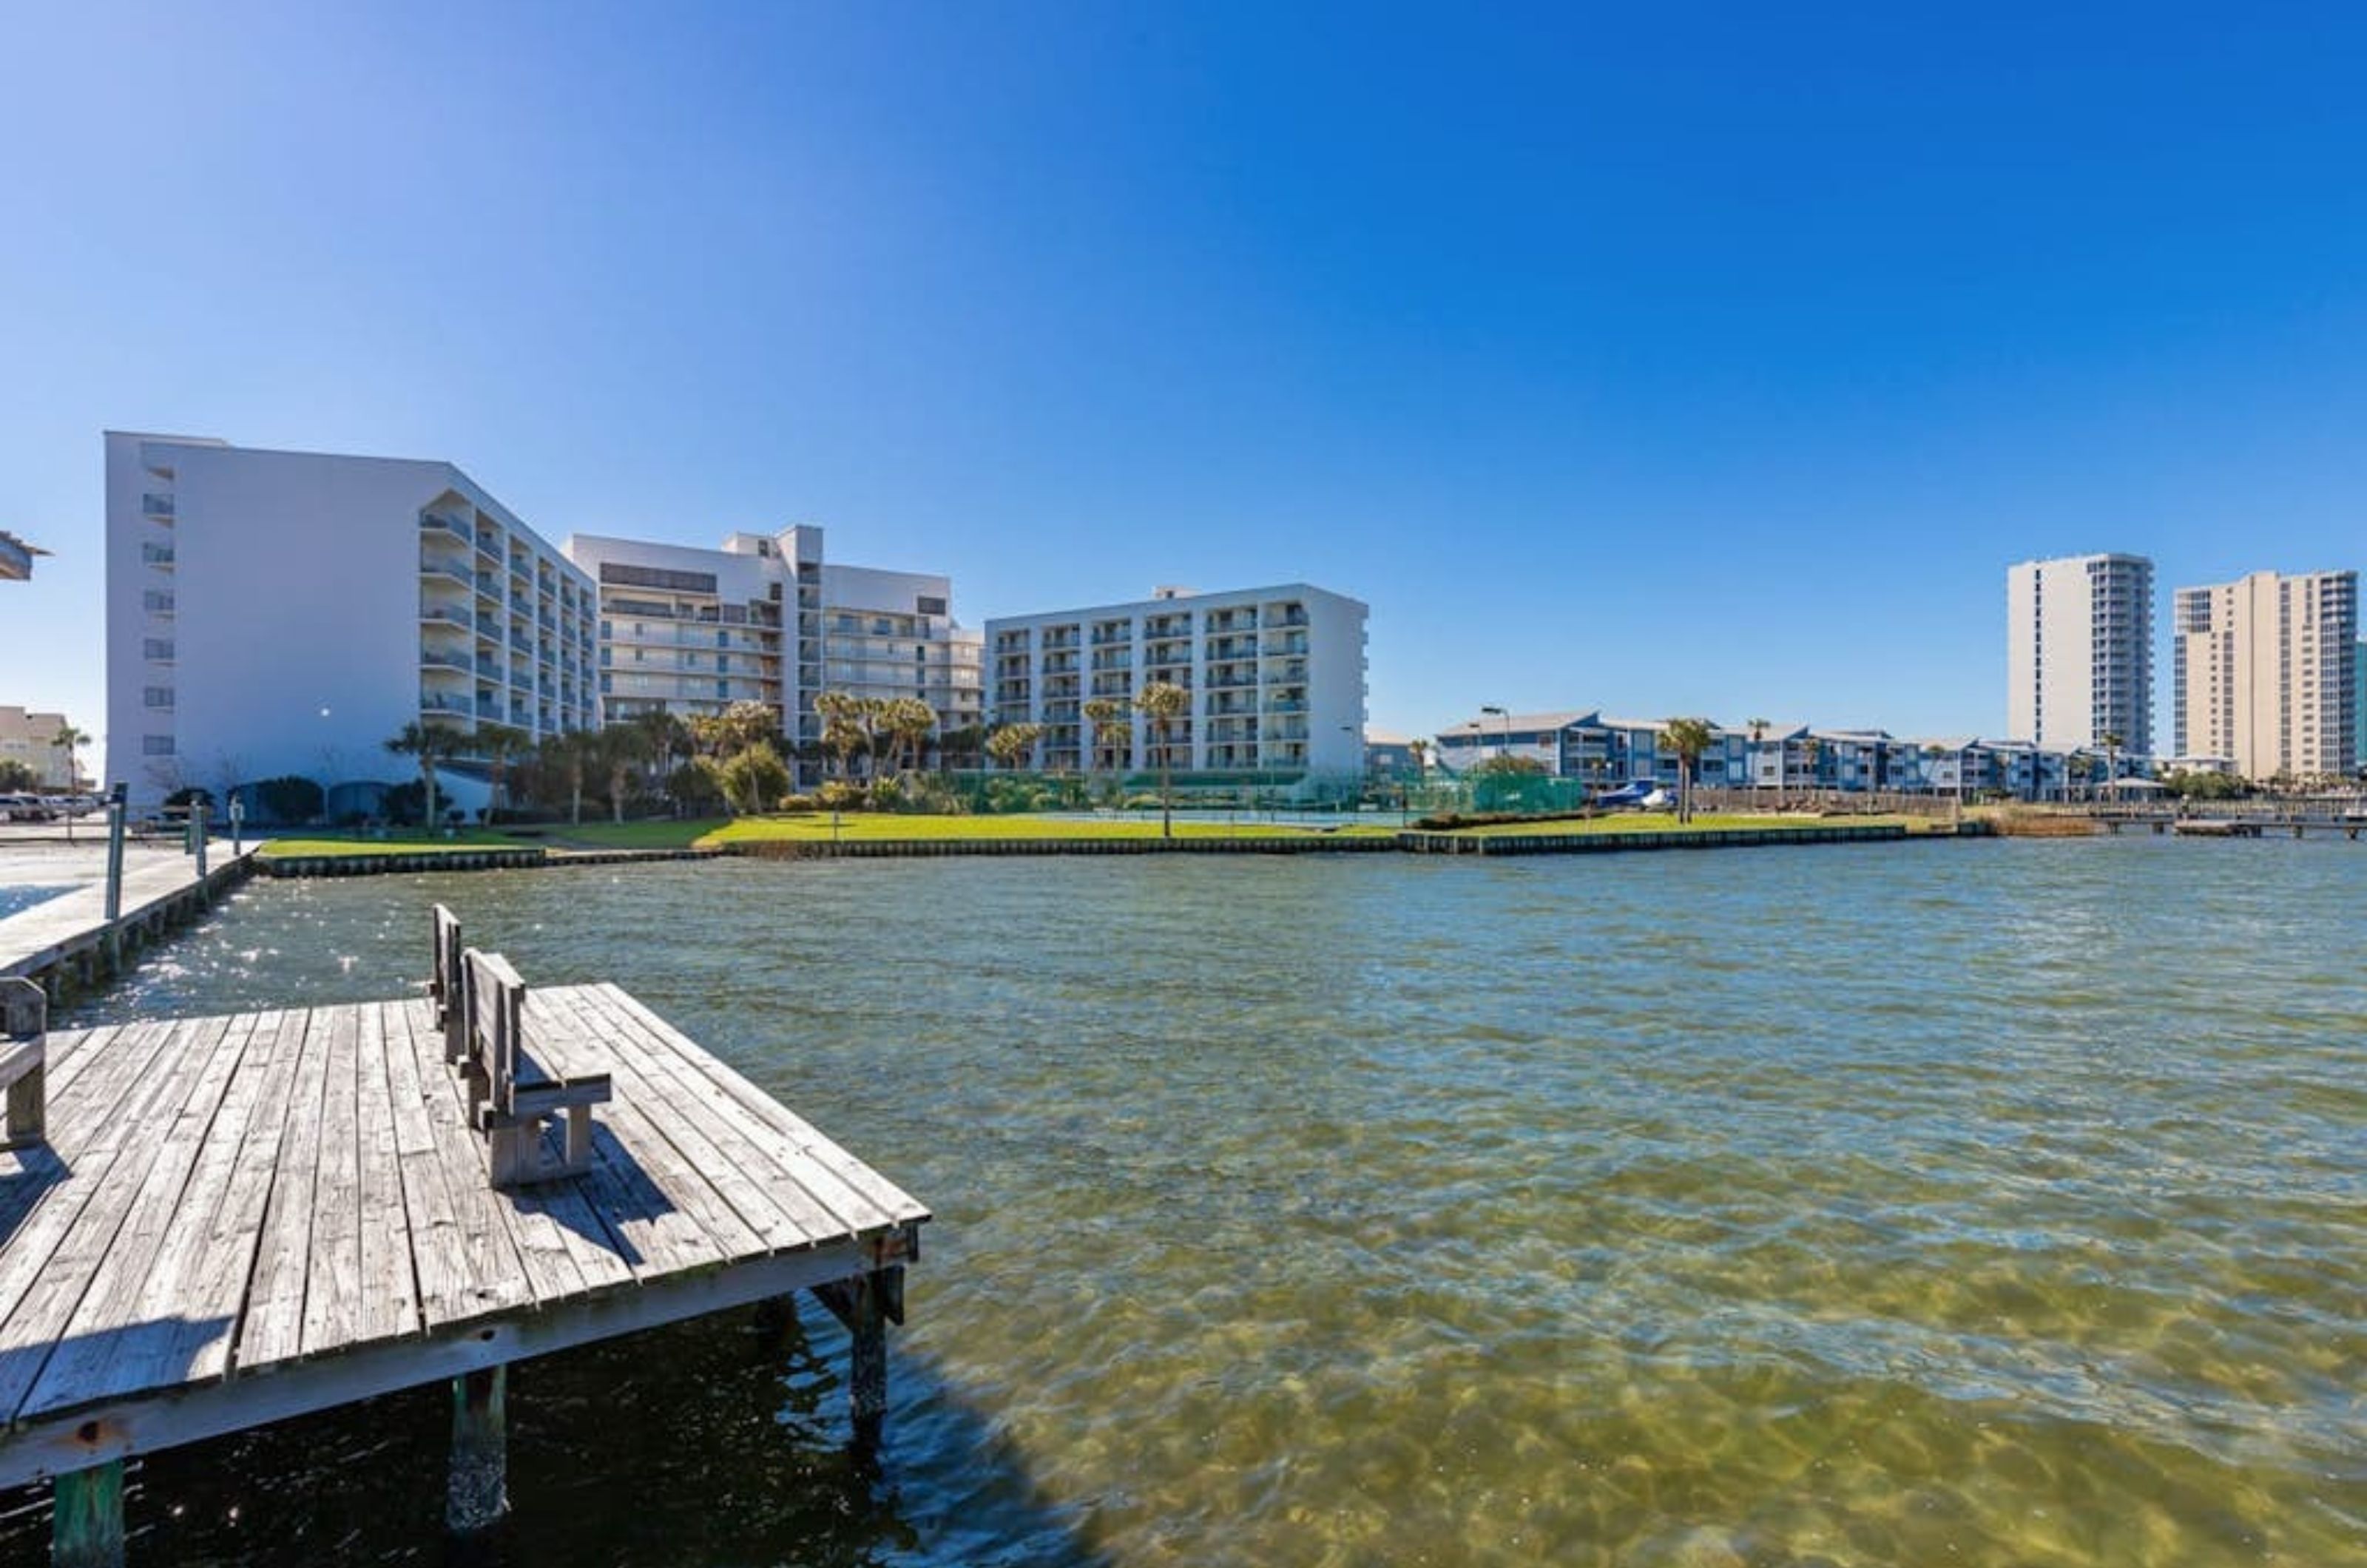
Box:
[2006,553,2154,756]
[104,433,597,815]
[0,707,76,788]
[564,527,983,782]
[984,583,1368,783]
[2172,569,2358,782]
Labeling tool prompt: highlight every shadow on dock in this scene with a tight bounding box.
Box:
[0,1301,1113,1566]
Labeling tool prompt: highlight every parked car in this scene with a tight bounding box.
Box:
[0,794,55,822]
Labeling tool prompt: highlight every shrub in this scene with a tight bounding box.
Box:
[817,780,865,811]
[251,774,325,826]
[380,781,426,825]
[667,760,725,815]
[716,744,791,814]
[1413,808,1602,831]
[777,793,819,812]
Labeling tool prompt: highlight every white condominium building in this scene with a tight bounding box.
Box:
[985,583,1368,778]
[564,527,983,770]
[2172,569,2358,781]
[2006,553,2154,755]
[105,433,597,814]
[0,707,75,788]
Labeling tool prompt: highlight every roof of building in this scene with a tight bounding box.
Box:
[1436,709,1596,739]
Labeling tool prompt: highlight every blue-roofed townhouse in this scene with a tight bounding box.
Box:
[1433,710,1598,777]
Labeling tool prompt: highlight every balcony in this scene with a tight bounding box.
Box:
[142,544,176,568]
[142,493,175,521]
[420,649,472,674]
[420,695,472,717]
[420,606,473,631]
[420,511,468,541]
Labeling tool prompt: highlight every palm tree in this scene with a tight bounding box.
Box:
[630,709,688,788]
[1801,736,1824,808]
[815,692,875,781]
[879,697,938,780]
[1746,718,1769,800]
[2099,730,2124,803]
[1135,681,1192,839]
[49,723,89,842]
[471,723,530,820]
[540,729,593,826]
[1661,717,1715,825]
[385,719,467,831]
[1083,697,1132,798]
[595,725,652,823]
[985,722,1043,772]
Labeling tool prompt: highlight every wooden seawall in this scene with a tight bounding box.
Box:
[1396,822,1964,855]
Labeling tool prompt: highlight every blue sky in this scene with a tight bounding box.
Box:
[6,3,2366,772]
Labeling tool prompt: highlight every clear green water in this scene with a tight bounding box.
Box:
[19,839,2366,1565]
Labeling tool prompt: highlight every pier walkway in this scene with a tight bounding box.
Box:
[0,847,257,996]
[0,946,925,1561]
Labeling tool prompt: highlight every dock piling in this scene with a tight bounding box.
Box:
[52,1460,125,1568]
[446,1366,508,1534]
[813,1268,901,1446]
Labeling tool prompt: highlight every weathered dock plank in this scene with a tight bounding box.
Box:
[0,982,927,1507]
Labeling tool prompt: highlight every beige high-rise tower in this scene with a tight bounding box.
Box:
[2006,554,2154,754]
[2172,570,2358,781]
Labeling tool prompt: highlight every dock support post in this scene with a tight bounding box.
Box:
[813,1267,902,1447]
[102,785,126,974]
[53,1460,125,1568]
[446,1366,508,1534]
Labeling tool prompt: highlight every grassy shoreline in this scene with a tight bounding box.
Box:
[255,810,1943,861]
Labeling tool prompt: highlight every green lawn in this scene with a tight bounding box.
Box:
[533,820,730,850]
[258,830,525,859]
[1453,812,1916,837]
[699,813,1397,844]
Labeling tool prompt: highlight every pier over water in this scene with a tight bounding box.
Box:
[0,915,925,1564]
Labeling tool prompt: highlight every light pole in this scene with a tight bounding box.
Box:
[1478,706,1508,812]
[1479,705,1508,762]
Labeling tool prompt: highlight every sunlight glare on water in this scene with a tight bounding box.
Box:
[29,839,2367,1566]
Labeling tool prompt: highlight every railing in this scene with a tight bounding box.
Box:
[421,606,471,628]
[142,544,176,566]
[421,695,471,715]
[143,493,175,519]
[421,650,471,672]
[420,512,467,538]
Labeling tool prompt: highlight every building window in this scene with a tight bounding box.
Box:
[143,686,175,709]
[918,595,947,616]
[143,734,175,756]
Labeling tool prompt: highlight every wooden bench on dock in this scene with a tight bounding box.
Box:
[430,905,612,1187]
[0,979,46,1151]
[0,924,928,1566]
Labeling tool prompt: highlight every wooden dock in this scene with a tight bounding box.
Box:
[0,848,257,998]
[0,946,925,1561]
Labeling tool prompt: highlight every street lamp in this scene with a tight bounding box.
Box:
[1479,705,1508,762]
